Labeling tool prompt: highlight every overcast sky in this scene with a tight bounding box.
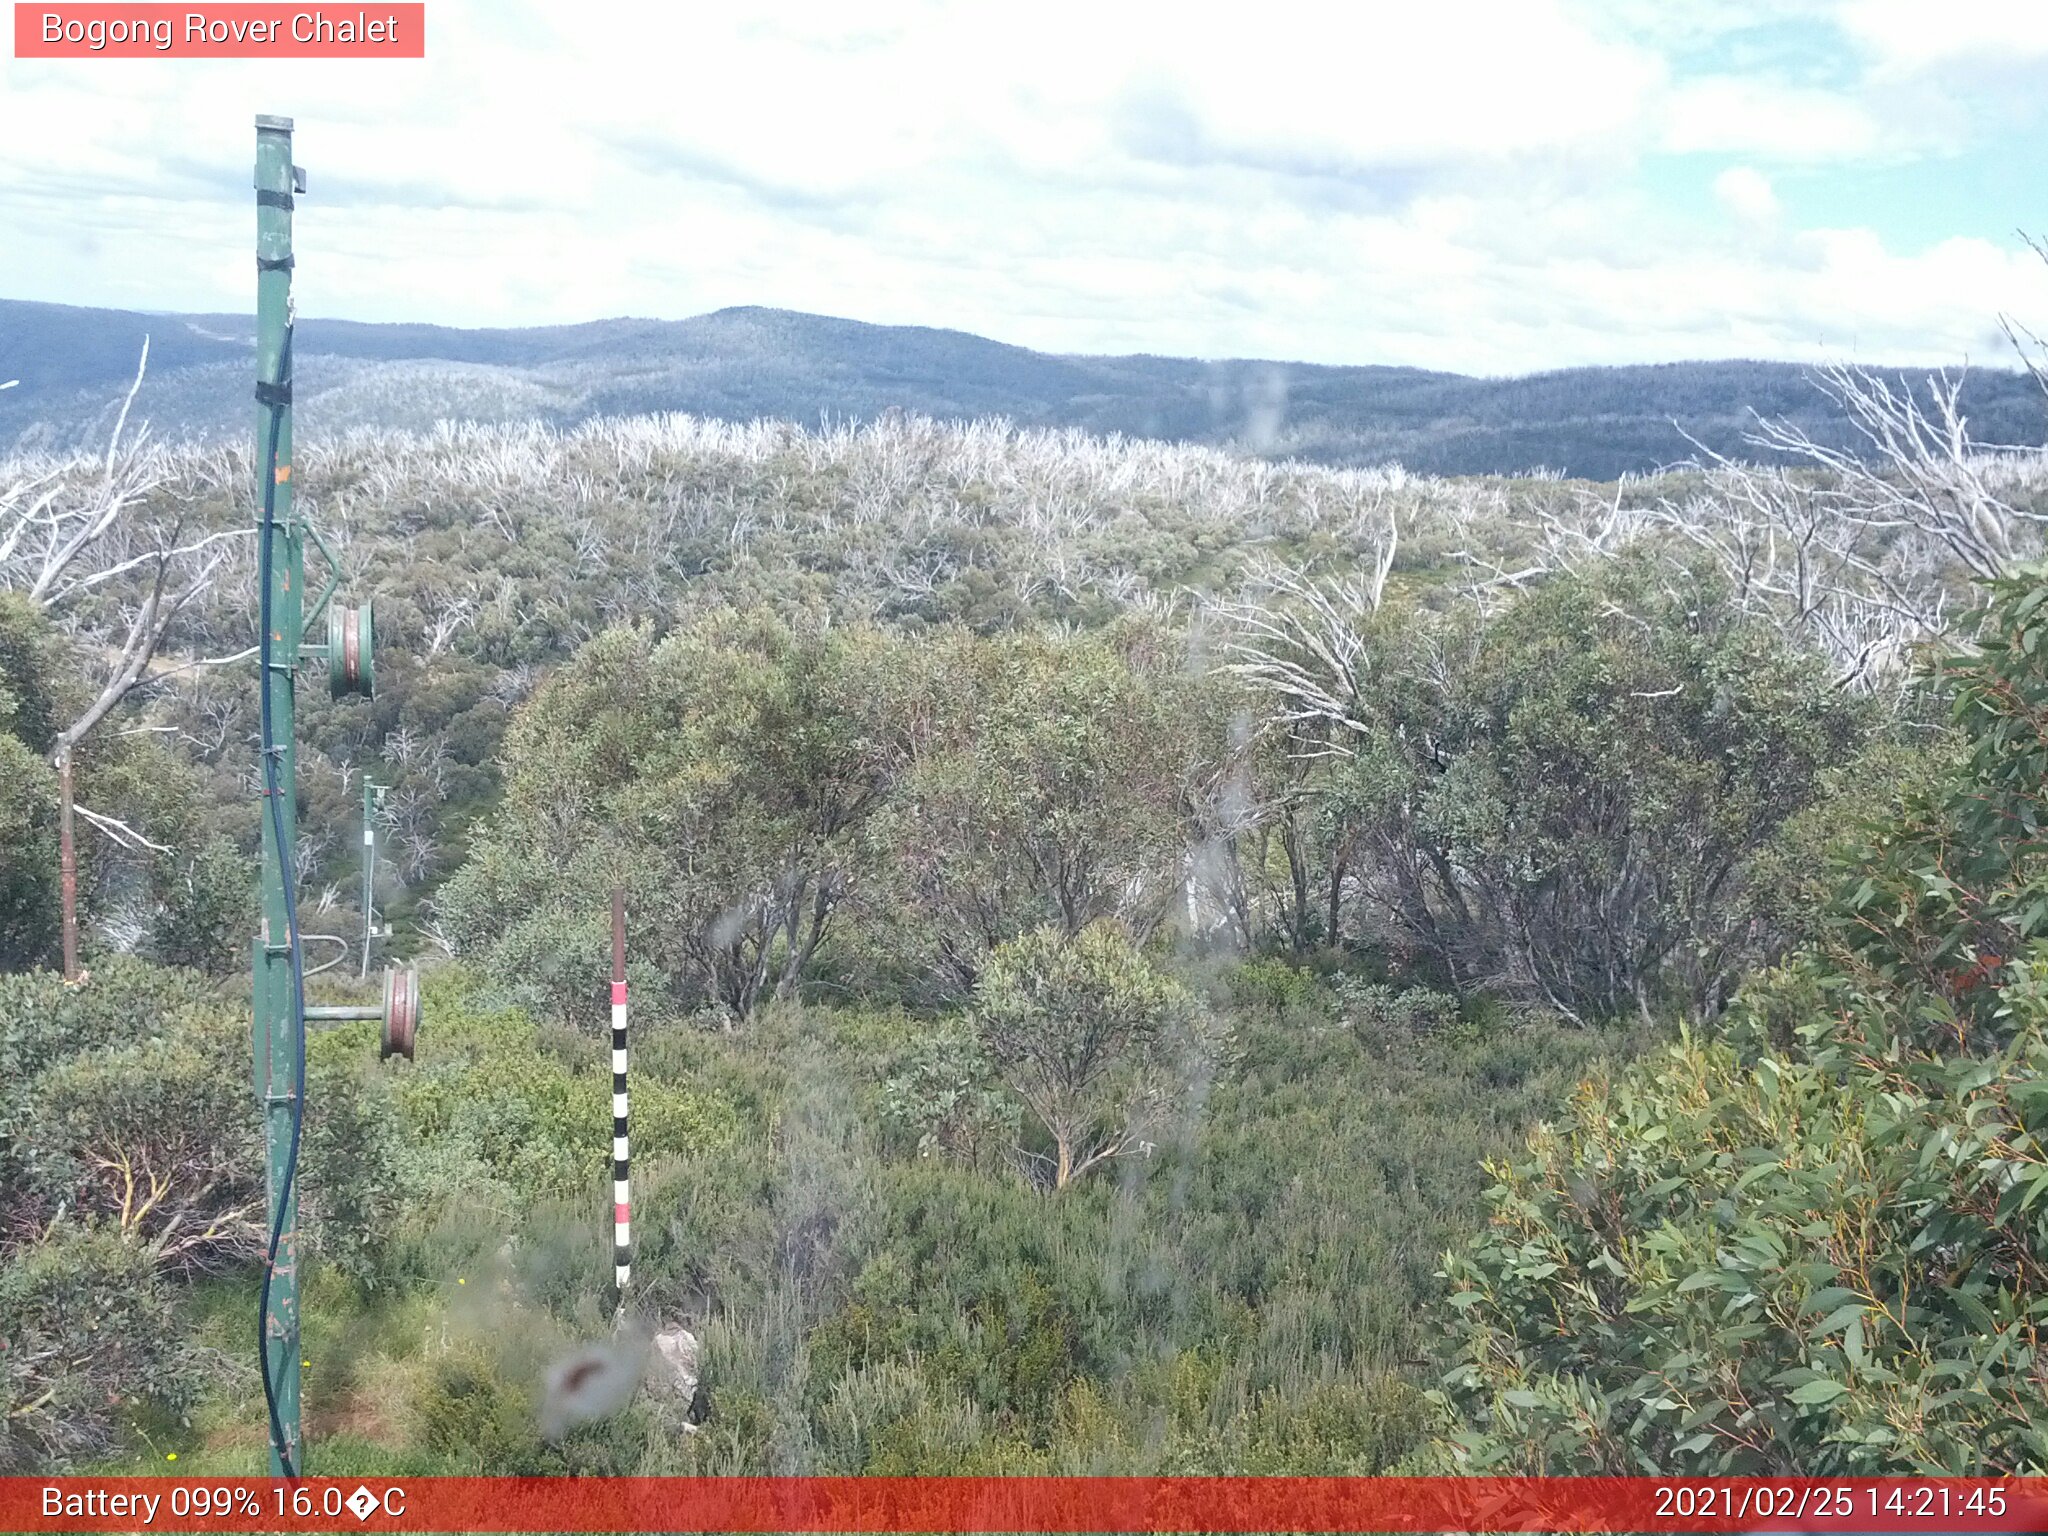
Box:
[3,0,2045,375]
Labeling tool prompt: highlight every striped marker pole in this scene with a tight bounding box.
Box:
[610,886,630,1291]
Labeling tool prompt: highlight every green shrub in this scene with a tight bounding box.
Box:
[0,957,225,1086]
[0,733,59,971]
[1435,565,2048,1476]
[812,1359,994,1474]
[1437,1015,2048,1475]
[0,1222,182,1472]
[19,1008,262,1272]
[1330,975,1460,1039]
[1224,957,1326,1015]
[974,923,1203,1191]
[301,1039,410,1286]
[150,834,256,976]
[877,1019,1017,1166]
[413,1343,546,1470]
[394,986,742,1201]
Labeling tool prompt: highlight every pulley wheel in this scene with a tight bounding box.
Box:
[328,599,375,699]
[380,965,419,1060]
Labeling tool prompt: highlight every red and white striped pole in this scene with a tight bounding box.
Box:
[610,886,630,1291]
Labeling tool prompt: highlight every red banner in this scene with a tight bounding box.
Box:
[13,4,425,58]
[9,1477,2048,1533]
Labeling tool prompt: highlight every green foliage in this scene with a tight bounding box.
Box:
[880,623,1225,990]
[438,611,907,1024]
[1329,975,1464,1040]
[0,591,67,757]
[0,592,214,972]
[877,1016,1018,1167]
[22,1009,264,1271]
[0,951,1623,1477]
[1222,956,1327,1015]
[1823,568,2048,1051]
[973,923,1202,1190]
[150,834,256,975]
[0,957,222,1102]
[1276,557,1874,1019]
[391,980,742,1203]
[412,1344,549,1470]
[1437,1017,2048,1474]
[0,730,60,970]
[0,594,67,968]
[1436,564,2048,1475]
[0,958,227,1234]
[752,990,1618,1475]
[300,1039,410,1287]
[0,1222,182,1472]
[445,613,1235,1020]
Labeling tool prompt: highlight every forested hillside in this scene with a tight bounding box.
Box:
[5,350,2048,1475]
[6,296,2044,480]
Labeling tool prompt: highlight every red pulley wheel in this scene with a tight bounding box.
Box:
[380,965,419,1060]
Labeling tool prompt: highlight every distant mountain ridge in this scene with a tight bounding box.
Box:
[2,296,2040,481]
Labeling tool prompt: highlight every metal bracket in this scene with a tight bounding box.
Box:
[302,520,341,633]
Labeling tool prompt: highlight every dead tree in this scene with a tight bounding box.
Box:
[1480,349,2047,693]
[0,341,246,976]
[1203,537,1398,950]
[1641,441,1953,694]
[1741,364,2046,582]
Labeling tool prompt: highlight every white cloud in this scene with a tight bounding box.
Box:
[0,0,2040,376]
[1837,0,2048,73]
[1661,77,1880,160]
[1714,166,1781,224]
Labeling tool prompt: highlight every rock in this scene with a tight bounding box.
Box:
[647,1324,701,1403]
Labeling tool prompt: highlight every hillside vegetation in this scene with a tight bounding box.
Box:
[6,296,2045,479]
[6,353,2048,1475]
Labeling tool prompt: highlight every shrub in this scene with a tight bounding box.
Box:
[18,1008,263,1273]
[150,834,256,976]
[413,1343,548,1471]
[436,613,909,1025]
[0,957,224,1086]
[1437,1015,2048,1475]
[1230,556,1876,1019]
[1435,565,2048,1475]
[1223,957,1326,1015]
[973,924,1202,1191]
[1330,975,1460,1039]
[0,1222,182,1472]
[394,986,742,1202]
[301,1038,411,1286]
[878,1020,1017,1167]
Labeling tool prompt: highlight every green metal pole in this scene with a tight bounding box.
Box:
[252,111,302,1479]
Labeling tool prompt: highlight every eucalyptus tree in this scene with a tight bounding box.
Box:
[1439,564,2048,1475]
[438,609,911,1024]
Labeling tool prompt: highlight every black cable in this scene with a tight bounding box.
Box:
[254,323,304,1480]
